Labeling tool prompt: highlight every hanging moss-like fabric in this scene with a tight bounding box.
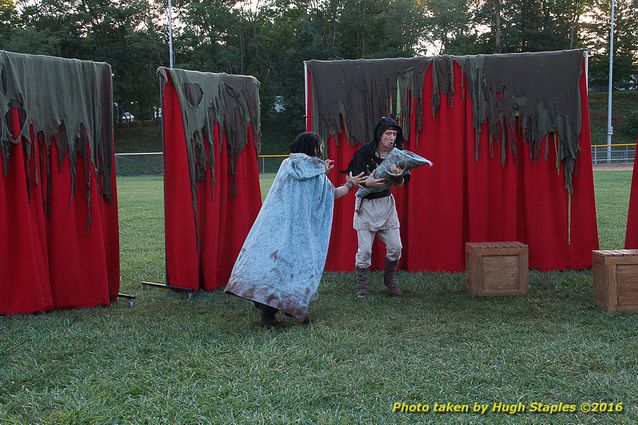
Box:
[160,68,262,291]
[159,67,260,194]
[306,50,598,272]
[0,50,115,205]
[0,50,119,315]
[306,57,430,146]
[307,49,583,194]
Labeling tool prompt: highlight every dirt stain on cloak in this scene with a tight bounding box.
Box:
[225,154,334,322]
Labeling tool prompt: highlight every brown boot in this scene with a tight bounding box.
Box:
[384,259,401,296]
[355,267,369,298]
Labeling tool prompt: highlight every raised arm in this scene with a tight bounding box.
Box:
[334,172,367,200]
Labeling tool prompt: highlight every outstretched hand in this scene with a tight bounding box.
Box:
[324,159,335,173]
[346,171,367,187]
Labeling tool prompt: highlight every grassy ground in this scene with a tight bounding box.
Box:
[1,170,637,424]
[594,169,632,248]
[260,173,276,197]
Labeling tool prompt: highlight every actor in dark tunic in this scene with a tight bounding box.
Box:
[344,117,408,298]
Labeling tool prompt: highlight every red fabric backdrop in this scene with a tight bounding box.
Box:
[624,134,638,248]
[163,75,262,291]
[1,110,119,315]
[308,61,598,272]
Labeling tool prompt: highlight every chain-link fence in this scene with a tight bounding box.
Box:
[115,146,636,177]
[591,144,636,165]
[257,154,287,174]
[115,153,288,177]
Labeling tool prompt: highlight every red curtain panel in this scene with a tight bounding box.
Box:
[308,55,598,272]
[162,73,262,291]
[45,139,114,309]
[0,134,119,315]
[1,51,119,315]
[624,134,638,248]
[0,110,53,314]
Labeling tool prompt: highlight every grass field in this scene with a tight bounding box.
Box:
[1,170,638,424]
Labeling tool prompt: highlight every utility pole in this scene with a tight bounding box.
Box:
[606,0,615,163]
[168,0,174,68]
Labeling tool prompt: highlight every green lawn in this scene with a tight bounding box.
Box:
[260,173,276,198]
[1,170,637,424]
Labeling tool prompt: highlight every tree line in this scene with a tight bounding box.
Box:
[1,0,637,140]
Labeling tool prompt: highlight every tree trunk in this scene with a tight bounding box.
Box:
[239,26,245,74]
[252,0,260,59]
[331,0,337,48]
[494,0,502,53]
[569,0,581,49]
[360,0,367,57]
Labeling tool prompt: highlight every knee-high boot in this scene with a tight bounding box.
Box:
[355,267,369,298]
[384,259,401,296]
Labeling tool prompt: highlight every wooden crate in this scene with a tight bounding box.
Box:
[592,250,638,312]
[466,242,528,296]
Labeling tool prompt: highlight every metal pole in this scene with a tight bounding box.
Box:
[168,0,174,68]
[584,50,589,91]
[606,0,615,163]
[304,62,309,130]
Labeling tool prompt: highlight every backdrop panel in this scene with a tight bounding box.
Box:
[160,68,262,291]
[624,134,638,248]
[0,110,53,314]
[0,50,119,314]
[306,50,598,272]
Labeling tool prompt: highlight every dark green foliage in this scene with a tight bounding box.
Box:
[582,0,638,91]
[588,91,638,145]
[112,87,638,154]
[4,0,167,123]
[619,110,638,140]
[0,0,19,50]
[1,0,636,146]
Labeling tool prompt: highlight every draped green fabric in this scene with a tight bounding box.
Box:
[158,68,261,192]
[307,57,430,145]
[306,49,585,194]
[158,67,261,250]
[0,50,114,209]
